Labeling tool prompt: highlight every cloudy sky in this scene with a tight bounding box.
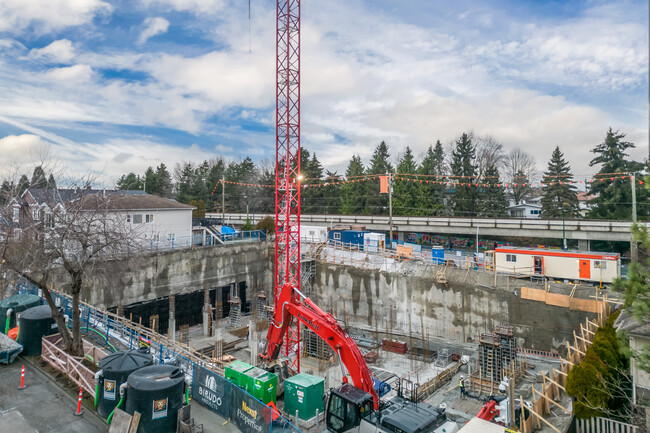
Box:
[0,0,647,186]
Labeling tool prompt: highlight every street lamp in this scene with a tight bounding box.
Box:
[561,204,567,250]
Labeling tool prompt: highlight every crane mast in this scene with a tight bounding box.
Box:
[275,0,302,371]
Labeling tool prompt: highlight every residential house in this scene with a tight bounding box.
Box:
[615,310,650,426]
[17,188,194,250]
[508,201,542,218]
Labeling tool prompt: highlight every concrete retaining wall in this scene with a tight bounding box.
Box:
[73,243,268,308]
[312,263,595,352]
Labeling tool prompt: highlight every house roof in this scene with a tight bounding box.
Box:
[508,203,542,210]
[577,191,597,201]
[614,309,650,337]
[25,188,194,211]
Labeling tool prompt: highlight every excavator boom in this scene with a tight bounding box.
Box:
[262,282,380,409]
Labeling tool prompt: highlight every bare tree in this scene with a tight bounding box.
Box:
[0,175,142,355]
[506,148,537,204]
[475,135,506,180]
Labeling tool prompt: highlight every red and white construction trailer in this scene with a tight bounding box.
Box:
[490,247,620,284]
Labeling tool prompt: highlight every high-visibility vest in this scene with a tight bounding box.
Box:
[459,378,464,387]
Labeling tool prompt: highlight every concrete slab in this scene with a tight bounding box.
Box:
[0,359,108,433]
[0,409,38,433]
[189,400,240,433]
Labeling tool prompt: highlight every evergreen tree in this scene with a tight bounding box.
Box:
[224,157,257,212]
[31,166,47,188]
[393,147,419,215]
[116,173,143,190]
[450,133,477,216]
[511,169,532,205]
[47,174,57,190]
[0,181,12,204]
[190,161,210,205]
[17,175,30,195]
[143,167,157,194]
[175,163,195,204]
[616,176,650,373]
[322,170,342,214]
[418,141,446,215]
[301,150,324,213]
[205,159,226,211]
[540,147,579,219]
[477,165,508,217]
[155,163,173,198]
[365,141,394,215]
[341,155,366,214]
[588,128,648,220]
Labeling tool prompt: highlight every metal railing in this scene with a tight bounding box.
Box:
[18,282,302,433]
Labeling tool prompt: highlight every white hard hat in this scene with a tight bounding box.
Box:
[461,375,464,378]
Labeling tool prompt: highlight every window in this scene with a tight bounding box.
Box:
[530,210,540,215]
[167,233,175,241]
[153,234,160,242]
[32,209,40,221]
[44,213,55,228]
[12,208,19,222]
[334,232,341,240]
[594,261,607,270]
[146,214,154,223]
[506,254,517,263]
[126,214,131,223]
[133,214,143,224]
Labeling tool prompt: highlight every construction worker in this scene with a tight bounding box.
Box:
[459,375,466,398]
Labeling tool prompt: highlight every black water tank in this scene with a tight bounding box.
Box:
[97,348,154,418]
[17,305,58,355]
[126,365,185,433]
[0,294,42,332]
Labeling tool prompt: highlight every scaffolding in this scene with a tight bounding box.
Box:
[473,325,521,395]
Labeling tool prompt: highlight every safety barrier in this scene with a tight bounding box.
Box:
[19,282,302,433]
[575,417,637,433]
[192,365,301,433]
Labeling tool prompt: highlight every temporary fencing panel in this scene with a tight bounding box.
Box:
[231,385,272,433]
[192,366,232,419]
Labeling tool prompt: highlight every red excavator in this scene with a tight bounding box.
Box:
[260,282,456,433]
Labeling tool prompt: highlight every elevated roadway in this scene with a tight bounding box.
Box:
[210,213,646,248]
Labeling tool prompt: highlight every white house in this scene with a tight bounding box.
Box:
[19,188,194,250]
[508,202,542,218]
[615,310,650,426]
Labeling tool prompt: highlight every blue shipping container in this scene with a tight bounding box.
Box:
[328,230,369,247]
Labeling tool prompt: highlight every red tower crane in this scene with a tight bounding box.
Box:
[274,0,302,371]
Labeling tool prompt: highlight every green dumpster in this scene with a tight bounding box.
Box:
[241,366,267,394]
[253,372,277,404]
[224,361,253,387]
[284,373,325,420]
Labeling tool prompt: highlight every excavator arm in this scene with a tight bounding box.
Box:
[262,282,380,409]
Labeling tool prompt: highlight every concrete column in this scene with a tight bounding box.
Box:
[202,289,210,336]
[578,239,590,251]
[249,319,257,365]
[397,231,405,243]
[169,295,176,342]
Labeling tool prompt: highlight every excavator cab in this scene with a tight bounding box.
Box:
[326,384,374,433]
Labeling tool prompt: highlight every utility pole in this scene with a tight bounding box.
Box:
[388,172,393,247]
[631,174,638,263]
[221,175,225,224]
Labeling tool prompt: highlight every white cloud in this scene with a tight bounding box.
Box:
[0,0,112,34]
[30,39,76,63]
[44,64,94,83]
[138,17,170,44]
[140,0,225,15]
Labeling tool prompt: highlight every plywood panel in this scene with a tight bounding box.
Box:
[521,287,547,302]
[546,293,571,308]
